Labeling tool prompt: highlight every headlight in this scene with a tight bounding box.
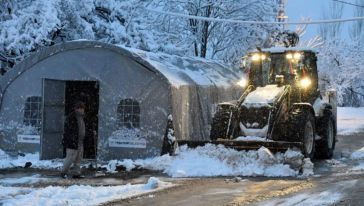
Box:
[251,53,267,61]
[293,52,302,60]
[286,52,302,60]
[300,78,311,88]
[286,53,293,59]
[237,78,248,87]
[260,54,266,60]
[251,53,260,61]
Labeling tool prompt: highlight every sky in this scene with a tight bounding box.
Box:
[286,0,355,41]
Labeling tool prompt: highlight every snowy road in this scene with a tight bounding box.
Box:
[104,132,364,206]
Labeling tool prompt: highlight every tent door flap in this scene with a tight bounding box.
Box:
[41,78,65,160]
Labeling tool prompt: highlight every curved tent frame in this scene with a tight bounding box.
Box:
[0,41,170,110]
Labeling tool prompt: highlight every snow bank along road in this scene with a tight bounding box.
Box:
[105,132,364,206]
[0,107,364,205]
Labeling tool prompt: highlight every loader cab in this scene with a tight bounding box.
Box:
[241,48,319,103]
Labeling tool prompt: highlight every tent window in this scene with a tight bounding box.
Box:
[23,96,42,130]
[117,99,140,128]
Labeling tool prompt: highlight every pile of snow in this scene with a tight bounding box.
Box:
[0,149,8,159]
[104,144,312,177]
[337,107,364,135]
[350,147,364,160]
[349,147,364,171]
[242,85,286,108]
[0,143,313,178]
[351,163,364,171]
[302,158,314,176]
[0,150,62,169]
[0,177,171,206]
[144,177,161,189]
[105,159,135,173]
[325,159,347,168]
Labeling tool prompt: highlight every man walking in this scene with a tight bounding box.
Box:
[61,101,86,178]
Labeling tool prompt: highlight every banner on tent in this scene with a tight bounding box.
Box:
[17,135,40,144]
[108,136,147,148]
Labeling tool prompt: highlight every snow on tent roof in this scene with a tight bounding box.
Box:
[260,47,318,53]
[0,41,242,91]
[122,46,241,87]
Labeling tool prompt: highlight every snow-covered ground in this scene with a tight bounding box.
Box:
[350,147,364,160]
[0,107,363,205]
[0,107,362,178]
[349,146,364,171]
[0,149,62,169]
[337,107,364,135]
[100,107,363,178]
[0,145,311,178]
[104,144,312,177]
[0,177,172,206]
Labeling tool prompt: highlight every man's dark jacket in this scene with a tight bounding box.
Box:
[63,112,83,150]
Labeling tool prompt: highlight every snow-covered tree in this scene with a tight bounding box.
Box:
[0,0,157,64]
[315,1,364,106]
[319,1,344,41]
[0,0,279,70]
[0,0,61,56]
[150,0,278,63]
[349,0,364,46]
[318,40,364,106]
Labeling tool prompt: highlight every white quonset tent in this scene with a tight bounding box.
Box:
[0,41,242,160]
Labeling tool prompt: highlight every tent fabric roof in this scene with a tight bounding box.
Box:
[0,41,241,94]
[0,41,166,95]
[124,46,241,87]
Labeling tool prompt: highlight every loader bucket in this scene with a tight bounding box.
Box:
[177,140,303,153]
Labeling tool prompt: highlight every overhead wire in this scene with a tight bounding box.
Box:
[147,9,364,25]
[329,0,364,8]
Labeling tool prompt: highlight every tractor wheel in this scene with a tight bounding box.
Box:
[210,107,236,140]
[290,109,316,159]
[315,112,336,159]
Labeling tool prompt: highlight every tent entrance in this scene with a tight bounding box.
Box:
[41,79,99,160]
[65,81,99,159]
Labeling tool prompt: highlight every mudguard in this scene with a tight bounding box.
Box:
[291,103,315,117]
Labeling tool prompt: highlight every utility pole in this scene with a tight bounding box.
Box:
[277,0,288,30]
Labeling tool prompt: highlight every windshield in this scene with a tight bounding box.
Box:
[268,53,299,83]
[245,52,307,86]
